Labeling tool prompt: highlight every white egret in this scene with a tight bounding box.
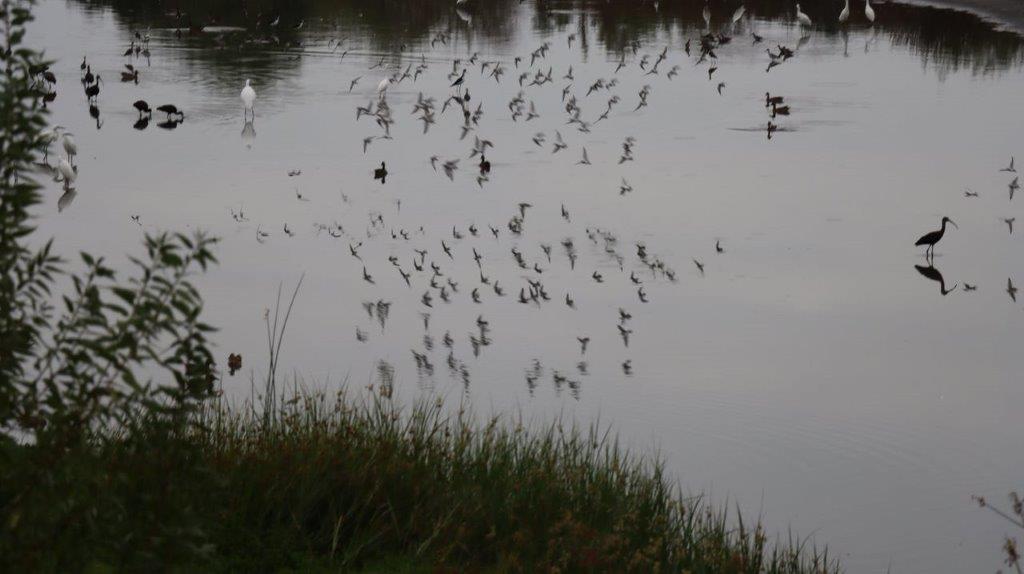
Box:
[732,5,746,23]
[702,1,711,28]
[865,0,875,23]
[838,0,850,23]
[376,77,390,98]
[241,79,256,120]
[796,3,813,27]
[40,125,64,161]
[61,132,77,166]
[57,157,76,188]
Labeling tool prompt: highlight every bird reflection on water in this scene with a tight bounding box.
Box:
[914,263,957,296]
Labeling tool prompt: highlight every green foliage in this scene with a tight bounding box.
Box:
[0,1,219,569]
[0,0,218,436]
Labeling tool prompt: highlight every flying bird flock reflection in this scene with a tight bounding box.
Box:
[34,0,1023,397]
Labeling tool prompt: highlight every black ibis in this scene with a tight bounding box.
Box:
[915,217,957,259]
[156,104,184,120]
[765,92,784,107]
[133,100,151,118]
[84,76,102,101]
[478,154,490,174]
[373,162,387,183]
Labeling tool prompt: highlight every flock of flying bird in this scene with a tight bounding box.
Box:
[35,0,1020,393]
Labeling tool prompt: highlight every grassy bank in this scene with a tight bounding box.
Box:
[2,387,838,573]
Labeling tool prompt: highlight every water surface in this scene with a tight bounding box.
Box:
[29,0,1024,571]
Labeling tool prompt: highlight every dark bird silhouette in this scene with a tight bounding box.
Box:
[914,217,957,260]
[1008,278,1018,302]
[133,100,151,118]
[156,104,183,120]
[915,263,956,296]
[84,76,102,101]
[577,336,590,354]
[450,69,466,88]
[765,92,784,107]
[374,162,388,183]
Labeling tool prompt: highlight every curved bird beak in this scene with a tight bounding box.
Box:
[949,219,958,229]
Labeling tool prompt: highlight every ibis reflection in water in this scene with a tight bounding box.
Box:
[915,263,957,296]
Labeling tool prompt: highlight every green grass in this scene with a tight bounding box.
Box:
[3,386,839,573]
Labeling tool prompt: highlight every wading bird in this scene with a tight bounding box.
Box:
[241,79,256,120]
[796,3,812,27]
[915,217,957,259]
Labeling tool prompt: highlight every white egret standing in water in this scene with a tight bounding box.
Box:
[796,3,812,27]
[865,0,875,23]
[40,125,64,161]
[57,157,76,189]
[377,77,390,98]
[838,0,850,23]
[241,79,256,120]
[61,132,77,166]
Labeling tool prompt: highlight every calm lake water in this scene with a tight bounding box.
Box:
[29,0,1024,570]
